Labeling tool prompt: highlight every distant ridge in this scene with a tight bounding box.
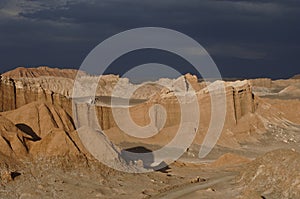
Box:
[2,66,87,79]
[292,74,300,79]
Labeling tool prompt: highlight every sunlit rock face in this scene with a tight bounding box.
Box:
[0,67,256,133]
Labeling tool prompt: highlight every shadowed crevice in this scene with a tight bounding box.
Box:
[16,123,41,141]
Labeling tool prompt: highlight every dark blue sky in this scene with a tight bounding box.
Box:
[0,0,299,79]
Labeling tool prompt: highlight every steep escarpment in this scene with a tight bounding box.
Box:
[0,76,72,114]
[0,68,257,137]
[230,81,256,122]
[0,72,162,114]
[81,79,256,131]
[0,66,86,113]
[0,76,16,111]
[73,78,259,150]
[1,67,259,149]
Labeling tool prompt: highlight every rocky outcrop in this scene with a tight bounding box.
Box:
[292,74,300,79]
[0,76,72,114]
[0,115,28,158]
[0,102,80,157]
[237,149,300,198]
[74,79,256,133]
[2,66,87,79]
[0,102,126,164]
[250,76,300,99]
[0,67,257,149]
[250,78,272,88]
[0,66,87,114]
[0,101,145,175]
[0,76,16,111]
[229,81,256,122]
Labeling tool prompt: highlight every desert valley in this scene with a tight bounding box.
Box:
[0,66,300,199]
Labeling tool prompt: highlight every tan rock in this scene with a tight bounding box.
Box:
[2,66,87,79]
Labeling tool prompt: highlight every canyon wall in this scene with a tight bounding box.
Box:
[1,67,256,135]
[74,79,256,132]
[0,76,72,114]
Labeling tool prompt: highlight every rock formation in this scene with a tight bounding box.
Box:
[0,66,300,198]
[0,67,256,133]
[292,74,300,79]
[0,75,72,113]
[0,67,294,161]
[2,66,87,79]
[0,102,82,158]
[0,100,143,173]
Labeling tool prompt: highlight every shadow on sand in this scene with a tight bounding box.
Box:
[121,146,170,173]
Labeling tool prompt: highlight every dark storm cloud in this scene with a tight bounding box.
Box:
[0,0,299,78]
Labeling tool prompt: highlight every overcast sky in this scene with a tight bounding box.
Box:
[0,0,299,79]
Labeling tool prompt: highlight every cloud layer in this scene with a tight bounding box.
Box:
[0,0,299,78]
